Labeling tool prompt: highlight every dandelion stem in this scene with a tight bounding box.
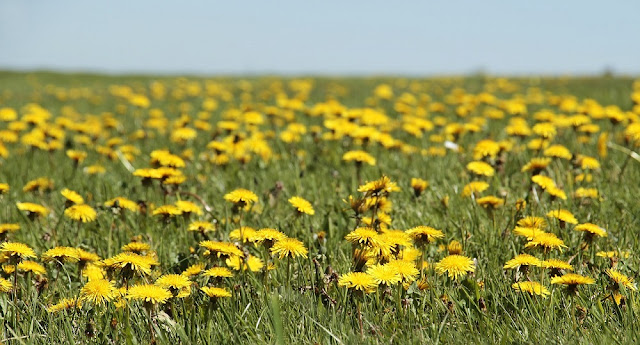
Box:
[286,256,291,290]
[357,299,364,338]
[12,265,19,330]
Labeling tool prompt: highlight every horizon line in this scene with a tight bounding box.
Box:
[2,67,638,80]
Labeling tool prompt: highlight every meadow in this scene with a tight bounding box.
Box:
[0,71,639,344]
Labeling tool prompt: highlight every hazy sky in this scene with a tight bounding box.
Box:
[1,1,639,75]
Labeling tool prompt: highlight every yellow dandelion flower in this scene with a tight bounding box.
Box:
[199,241,244,258]
[527,138,548,150]
[288,196,315,215]
[16,202,49,217]
[17,260,46,275]
[476,195,505,209]
[466,161,495,177]
[532,122,557,139]
[345,227,380,247]
[229,227,258,243]
[597,132,608,157]
[410,178,429,197]
[271,238,308,259]
[82,264,106,281]
[150,149,186,168]
[521,157,552,173]
[472,139,501,160]
[462,181,489,197]
[361,212,391,228]
[517,217,547,229]
[446,240,463,255]
[64,204,97,223]
[503,254,542,269]
[379,229,413,249]
[121,242,151,254]
[576,155,600,170]
[364,237,394,261]
[103,252,158,276]
[574,223,607,238]
[1,242,36,260]
[551,273,595,292]
[357,176,400,196]
[85,165,106,175]
[578,123,599,134]
[435,255,475,280]
[182,263,206,277]
[342,150,376,166]
[175,200,203,215]
[0,107,17,121]
[47,298,81,313]
[224,188,258,206]
[512,227,547,240]
[596,251,630,259]
[156,274,192,297]
[22,177,54,193]
[541,259,573,271]
[42,246,80,263]
[515,198,527,211]
[61,188,84,204]
[605,269,637,291]
[525,233,567,252]
[574,188,599,199]
[80,279,117,305]
[338,272,377,293]
[366,264,401,286]
[163,174,187,185]
[543,144,572,160]
[0,277,12,293]
[201,286,232,298]
[547,186,567,200]
[66,149,87,163]
[171,127,197,143]
[574,173,593,183]
[531,175,556,190]
[152,205,182,217]
[406,226,444,246]
[252,228,287,245]
[133,168,163,180]
[546,209,578,225]
[187,221,216,234]
[610,292,625,306]
[155,167,184,180]
[104,197,140,212]
[512,281,550,298]
[203,266,233,278]
[0,223,20,235]
[126,284,172,304]
[226,254,264,272]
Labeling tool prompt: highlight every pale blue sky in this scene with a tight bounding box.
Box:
[1,1,639,75]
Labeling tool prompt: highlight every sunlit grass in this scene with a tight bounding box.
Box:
[0,71,638,344]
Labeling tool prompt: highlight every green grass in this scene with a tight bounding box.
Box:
[0,71,639,344]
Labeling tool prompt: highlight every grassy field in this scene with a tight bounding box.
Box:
[0,71,639,344]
